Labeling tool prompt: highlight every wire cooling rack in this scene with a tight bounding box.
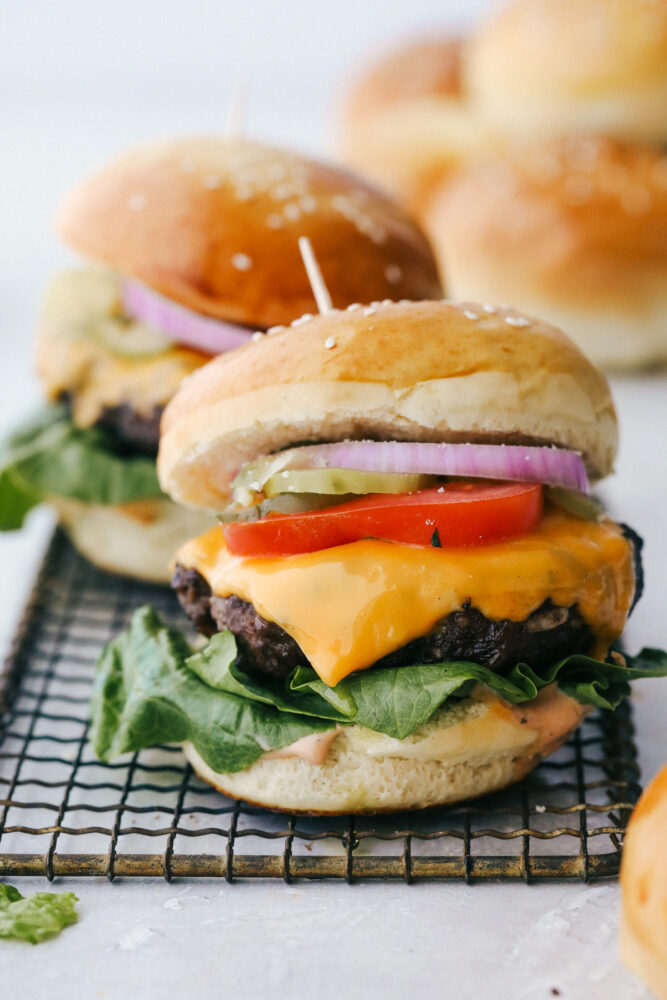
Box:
[0,529,642,883]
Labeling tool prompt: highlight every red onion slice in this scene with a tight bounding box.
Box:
[282,441,590,493]
[121,279,255,355]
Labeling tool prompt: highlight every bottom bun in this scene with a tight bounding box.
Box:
[620,763,667,1000]
[183,686,588,814]
[53,496,213,583]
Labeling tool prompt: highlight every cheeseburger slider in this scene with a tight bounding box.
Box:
[424,135,667,369]
[0,137,441,581]
[90,301,667,813]
[621,762,667,999]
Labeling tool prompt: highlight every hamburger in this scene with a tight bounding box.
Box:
[90,301,667,813]
[0,136,441,581]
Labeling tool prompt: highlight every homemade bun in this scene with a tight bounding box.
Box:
[467,0,667,145]
[56,137,441,329]
[620,762,667,1000]
[425,137,667,368]
[158,300,617,509]
[338,37,491,214]
[54,497,213,583]
[182,687,587,814]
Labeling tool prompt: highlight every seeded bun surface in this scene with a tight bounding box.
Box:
[158,300,617,510]
[425,137,667,368]
[55,137,441,329]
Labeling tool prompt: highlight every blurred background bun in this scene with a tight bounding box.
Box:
[424,136,667,369]
[467,0,667,145]
[620,762,667,1000]
[337,36,494,216]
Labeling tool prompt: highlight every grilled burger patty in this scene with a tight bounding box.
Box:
[172,564,597,682]
[95,402,163,456]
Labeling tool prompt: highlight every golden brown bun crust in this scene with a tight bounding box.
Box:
[425,137,667,368]
[337,36,493,216]
[620,762,667,1000]
[467,0,667,144]
[55,137,441,329]
[158,300,617,509]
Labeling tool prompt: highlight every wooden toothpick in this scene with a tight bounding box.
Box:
[298,236,333,314]
[227,78,250,137]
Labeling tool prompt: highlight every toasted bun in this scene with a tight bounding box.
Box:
[53,497,213,583]
[620,763,667,1000]
[425,137,667,369]
[337,37,492,214]
[55,137,441,329]
[467,0,667,145]
[158,300,617,509]
[182,687,587,814]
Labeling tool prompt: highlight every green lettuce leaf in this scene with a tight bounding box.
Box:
[90,606,667,774]
[0,402,161,529]
[90,607,335,773]
[0,883,78,944]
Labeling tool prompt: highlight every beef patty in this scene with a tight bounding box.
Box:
[172,564,597,682]
[95,402,163,456]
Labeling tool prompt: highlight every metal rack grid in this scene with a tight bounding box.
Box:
[0,529,642,883]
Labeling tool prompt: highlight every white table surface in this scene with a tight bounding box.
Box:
[1,3,666,997]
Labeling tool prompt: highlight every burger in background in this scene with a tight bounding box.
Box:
[0,136,441,582]
[424,136,667,369]
[467,0,667,145]
[337,35,493,216]
[90,300,667,813]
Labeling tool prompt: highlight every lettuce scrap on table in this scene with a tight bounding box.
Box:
[0,884,79,944]
[0,402,161,530]
[90,606,667,775]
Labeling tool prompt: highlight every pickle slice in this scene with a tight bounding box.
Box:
[262,468,436,498]
[546,486,603,521]
[94,316,173,358]
[219,492,355,522]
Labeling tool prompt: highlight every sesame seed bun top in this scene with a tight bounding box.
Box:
[55,136,442,329]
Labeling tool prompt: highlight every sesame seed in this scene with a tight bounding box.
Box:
[363,307,376,316]
[283,204,301,221]
[463,310,478,320]
[382,299,393,306]
[291,314,313,327]
[346,303,361,311]
[202,174,221,189]
[482,304,496,314]
[324,336,337,349]
[300,195,317,213]
[128,194,146,211]
[266,325,283,335]
[385,264,403,284]
[505,316,531,328]
[231,253,253,271]
[251,331,263,341]
[266,214,285,229]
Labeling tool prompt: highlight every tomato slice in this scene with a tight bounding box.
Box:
[221,482,543,557]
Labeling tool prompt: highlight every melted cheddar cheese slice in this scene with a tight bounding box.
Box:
[176,509,635,687]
